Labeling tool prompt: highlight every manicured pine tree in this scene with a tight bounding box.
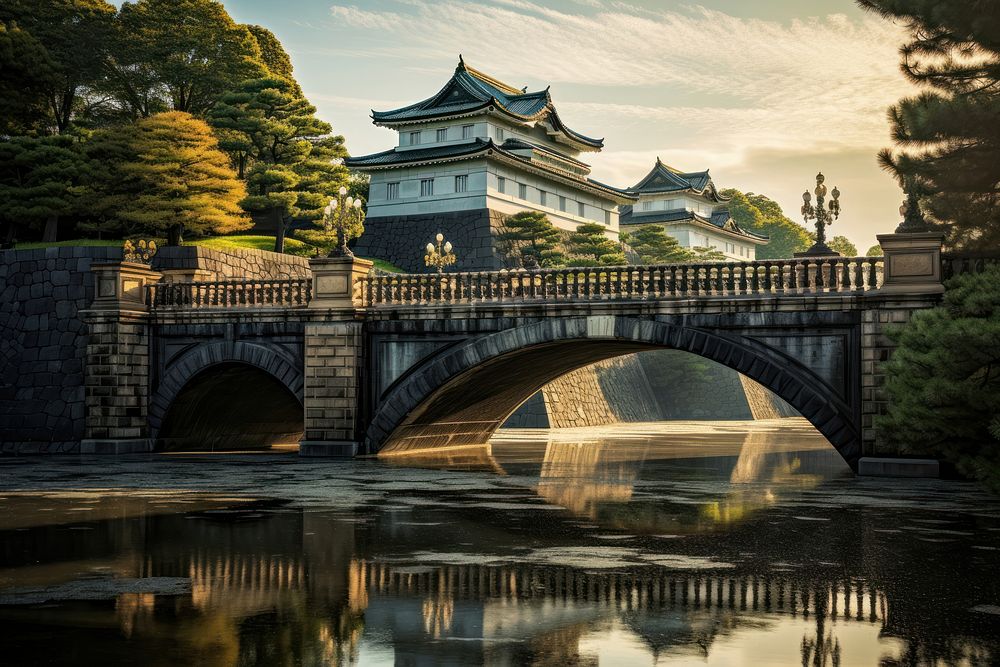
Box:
[878,266,1000,491]
[621,224,691,264]
[210,78,349,253]
[499,211,567,268]
[113,111,250,245]
[566,222,626,266]
[0,135,85,243]
[689,246,727,262]
[866,244,884,257]
[858,0,1000,249]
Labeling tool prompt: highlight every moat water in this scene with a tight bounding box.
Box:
[1,420,999,666]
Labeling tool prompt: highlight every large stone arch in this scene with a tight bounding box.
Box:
[149,341,304,449]
[364,315,861,468]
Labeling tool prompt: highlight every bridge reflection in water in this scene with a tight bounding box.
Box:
[1,432,997,665]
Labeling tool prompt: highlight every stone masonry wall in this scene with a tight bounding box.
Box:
[83,312,152,443]
[0,247,121,452]
[153,246,311,280]
[353,210,509,273]
[303,322,363,445]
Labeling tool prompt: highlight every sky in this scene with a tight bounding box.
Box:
[213,0,915,251]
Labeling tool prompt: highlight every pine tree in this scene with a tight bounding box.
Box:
[858,0,1000,249]
[722,189,812,259]
[622,225,691,264]
[689,246,727,262]
[0,22,58,135]
[210,78,349,253]
[828,235,858,256]
[866,244,884,257]
[499,211,567,268]
[566,222,626,266]
[112,111,250,244]
[877,266,1000,491]
[0,135,86,243]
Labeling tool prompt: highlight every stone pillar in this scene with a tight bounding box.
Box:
[876,231,946,294]
[299,256,373,457]
[80,261,162,454]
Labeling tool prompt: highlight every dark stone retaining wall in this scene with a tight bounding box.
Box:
[353,209,510,273]
[0,245,313,453]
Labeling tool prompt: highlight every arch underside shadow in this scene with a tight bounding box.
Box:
[149,341,304,451]
[365,316,861,469]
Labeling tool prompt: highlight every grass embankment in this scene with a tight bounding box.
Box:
[13,235,403,273]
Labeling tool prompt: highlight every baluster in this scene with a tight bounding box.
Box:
[749,264,760,294]
[868,258,879,290]
[813,259,824,290]
[801,259,812,290]
[827,259,838,290]
[786,261,797,292]
[841,258,852,290]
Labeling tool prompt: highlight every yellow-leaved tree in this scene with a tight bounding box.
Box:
[116,111,250,245]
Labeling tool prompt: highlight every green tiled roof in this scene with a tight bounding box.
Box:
[370,57,603,149]
[620,206,769,242]
[628,158,729,202]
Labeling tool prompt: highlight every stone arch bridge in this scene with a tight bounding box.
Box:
[80,234,946,471]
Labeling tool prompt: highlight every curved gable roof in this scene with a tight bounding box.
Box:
[629,158,730,202]
[371,56,603,149]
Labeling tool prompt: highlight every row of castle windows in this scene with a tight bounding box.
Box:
[383,174,611,225]
[409,125,477,146]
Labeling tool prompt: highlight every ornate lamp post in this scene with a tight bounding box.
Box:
[424,232,456,273]
[797,172,841,256]
[322,186,365,257]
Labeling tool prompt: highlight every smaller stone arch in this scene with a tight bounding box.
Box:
[365,316,861,468]
[148,341,304,446]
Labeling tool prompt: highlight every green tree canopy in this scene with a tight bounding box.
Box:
[566,222,626,266]
[722,189,812,259]
[877,267,1000,491]
[0,0,116,133]
[858,0,1000,249]
[245,24,301,94]
[690,246,727,262]
[0,135,86,242]
[622,224,691,264]
[105,0,266,119]
[0,22,58,135]
[499,211,567,268]
[866,244,884,257]
[210,78,349,252]
[828,235,859,256]
[111,111,250,244]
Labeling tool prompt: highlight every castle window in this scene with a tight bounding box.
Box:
[518,183,527,199]
[436,128,447,142]
[605,210,611,225]
[386,182,399,200]
[462,124,474,139]
[496,127,505,142]
[497,176,506,194]
[642,200,652,211]
[420,179,434,197]
[539,190,547,206]
[409,131,421,145]
[455,175,468,193]
[559,196,566,212]
[578,202,586,217]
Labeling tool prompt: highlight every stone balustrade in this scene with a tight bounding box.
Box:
[148,278,312,309]
[358,256,884,307]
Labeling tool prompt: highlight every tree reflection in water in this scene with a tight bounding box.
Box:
[0,425,998,665]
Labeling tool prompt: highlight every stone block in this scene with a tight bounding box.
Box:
[858,457,940,478]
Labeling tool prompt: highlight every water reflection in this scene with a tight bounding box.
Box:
[1,422,998,665]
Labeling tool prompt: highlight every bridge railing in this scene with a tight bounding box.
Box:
[941,252,1000,280]
[148,278,312,309]
[357,256,883,307]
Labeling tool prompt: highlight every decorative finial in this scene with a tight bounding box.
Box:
[896,178,931,233]
[457,54,465,70]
